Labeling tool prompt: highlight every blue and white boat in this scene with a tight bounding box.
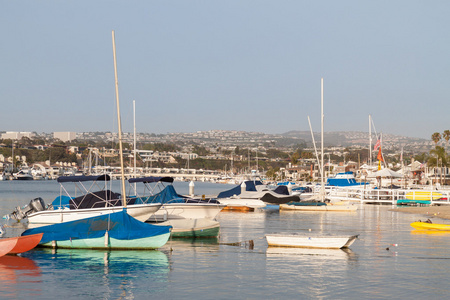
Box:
[21,209,171,249]
[326,172,366,187]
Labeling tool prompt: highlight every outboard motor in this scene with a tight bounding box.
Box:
[8,197,47,221]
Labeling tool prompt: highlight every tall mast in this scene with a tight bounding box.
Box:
[112,30,127,207]
[133,100,137,178]
[320,78,325,201]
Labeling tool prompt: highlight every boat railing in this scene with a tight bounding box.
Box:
[327,187,450,205]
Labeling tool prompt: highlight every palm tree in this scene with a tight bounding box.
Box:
[431,132,442,146]
[443,130,450,149]
[428,146,447,167]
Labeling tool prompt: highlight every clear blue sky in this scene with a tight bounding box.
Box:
[1,1,449,140]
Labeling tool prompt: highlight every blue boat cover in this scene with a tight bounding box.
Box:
[51,195,73,209]
[21,210,171,244]
[135,185,185,204]
[217,180,264,198]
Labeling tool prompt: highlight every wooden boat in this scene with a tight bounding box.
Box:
[410,221,450,231]
[5,233,43,254]
[21,210,172,250]
[0,238,17,257]
[265,234,358,249]
[279,201,357,212]
[405,191,442,201]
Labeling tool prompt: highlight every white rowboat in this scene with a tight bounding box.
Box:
[265,234,358,249]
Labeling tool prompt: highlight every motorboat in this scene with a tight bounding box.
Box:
[7,174,162,227]
[128,176,226,222]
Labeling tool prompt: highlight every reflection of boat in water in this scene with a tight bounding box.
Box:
[24,247,169,271]
[0,255,41,288]
[410,229,450,236]
[165,237,220,252]
[266,246,355,260]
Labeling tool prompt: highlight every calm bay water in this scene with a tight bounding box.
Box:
[1,180,450,299]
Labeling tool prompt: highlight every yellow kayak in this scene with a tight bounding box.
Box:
[410,221,450,231]
[406,191,442,200]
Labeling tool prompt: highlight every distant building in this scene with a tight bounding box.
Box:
[2,131,35,140]
[53,132,77,142]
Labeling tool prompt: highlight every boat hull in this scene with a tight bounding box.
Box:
[410,222,450,231]
[148,203,225,221]
[27,203,162,227]
[151,219,220,238]
[265,234,358,249]
[22,210,172,250]
[279,202,357,212]
[40,232,171,249]
[0,239,18,257]
[8,233,43,254]
[218,198,266,210]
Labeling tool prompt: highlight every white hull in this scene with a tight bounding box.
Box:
[265,234,358,249]
[27,203,162,228]
[218,197,266,209]
[148,203,226,221]
[279,202,357,212]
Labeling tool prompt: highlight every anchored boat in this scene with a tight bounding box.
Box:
[265,234,359,249]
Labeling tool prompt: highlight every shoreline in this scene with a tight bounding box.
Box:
[391,205,450,221]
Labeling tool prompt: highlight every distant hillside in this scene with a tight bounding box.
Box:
[281,131,428,148]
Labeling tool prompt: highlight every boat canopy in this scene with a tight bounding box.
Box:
[21,209,171,245]
[128,176,174,184]
[57,174,111,183]
[217,180,264,198]
[135,185,185,204]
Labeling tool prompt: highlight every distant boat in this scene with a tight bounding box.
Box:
[279,201,358,212]
[216,180,299,206]
[265,234,359,249]
[326,172,367,187]
[13,170,34,180]
[21,210,171,249]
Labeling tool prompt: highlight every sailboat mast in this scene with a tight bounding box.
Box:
[133,100,137,178]
[320,78,325,201]
[112,30,127,207]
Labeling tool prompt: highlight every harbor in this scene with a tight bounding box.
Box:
[1,180,450,298]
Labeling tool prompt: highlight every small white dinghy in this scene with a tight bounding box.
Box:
[265,233,358,249]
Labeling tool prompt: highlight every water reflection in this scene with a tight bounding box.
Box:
[266,246,357,261]
[18,248,170,299]
[0,255,41,298]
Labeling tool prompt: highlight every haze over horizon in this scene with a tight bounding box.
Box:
[1,2,449,140]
